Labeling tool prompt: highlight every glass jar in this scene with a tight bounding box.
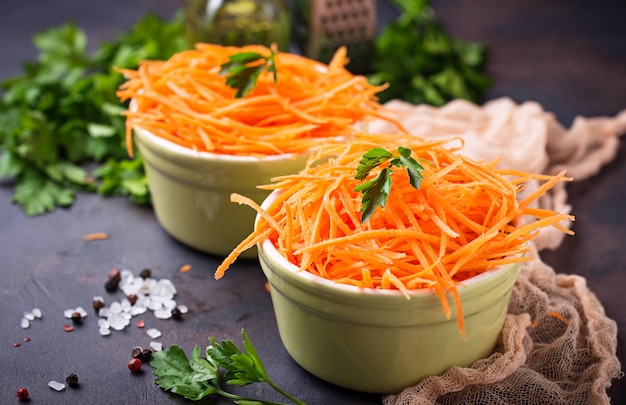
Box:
[183,0,291,51]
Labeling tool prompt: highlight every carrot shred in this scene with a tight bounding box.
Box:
[546,310,571,325]
[215,134,575,338]
[179,264,192,273]
[83,233,110,241]
[117,44,404,157]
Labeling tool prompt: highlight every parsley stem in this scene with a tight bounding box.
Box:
[266,381,307,405]
[216,387,300,405]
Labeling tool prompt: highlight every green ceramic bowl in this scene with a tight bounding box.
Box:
[257,193,522,394]
[134,127,309,258]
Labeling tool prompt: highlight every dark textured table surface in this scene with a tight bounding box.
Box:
[1,1,624,404]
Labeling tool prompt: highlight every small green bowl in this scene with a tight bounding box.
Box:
[257,194,522,393]
[134,127,309,258]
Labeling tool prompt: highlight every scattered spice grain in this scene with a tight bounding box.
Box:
[66,373,79,387]
[83,232,110,241]
[16,387,29,400]
[127,358,142,372]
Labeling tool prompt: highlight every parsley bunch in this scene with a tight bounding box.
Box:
[0,12,187,216]
[368,0,492,105]
[151,329,306,404]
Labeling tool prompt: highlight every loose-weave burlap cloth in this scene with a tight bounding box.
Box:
[367,98,626,404]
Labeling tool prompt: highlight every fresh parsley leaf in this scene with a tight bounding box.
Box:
[394,146,424,189]
[150,329,306,405]
[207,330,271,386]
[354,167,393,223]
[11,169,76,216]
[354,146,425,222]
[355,147,394,180]
[151,345,219,401]
[92,158,150,205]
[219,50,277,98]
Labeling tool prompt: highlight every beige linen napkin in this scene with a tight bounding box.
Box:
[367,98,626,405]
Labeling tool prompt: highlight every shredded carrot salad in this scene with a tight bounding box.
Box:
[215,134,575,336]
[116,44,403,157]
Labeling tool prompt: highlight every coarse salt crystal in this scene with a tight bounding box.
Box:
[99,327,111,336]
[177,305,188,314]
[64,307,88,319]
[23,311,35,321]
[109,301,122,313]
[146,328,162,339]
[20,318,30,329]
[150,341,163,351]
[48,380,66,391]
[120,299,131,312]
[153,309,172,320]
[146,297,163,311]
[130,305,147,316]
[163,299,177,311]
[31,308,42,318]
[108,313,129,330]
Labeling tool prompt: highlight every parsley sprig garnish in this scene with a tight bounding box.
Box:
[219,49,277,98]
[151,329,306,404]
[354,146,425,222]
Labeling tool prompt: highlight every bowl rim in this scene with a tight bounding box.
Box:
[257,189,522,299]
[134,126,301,163]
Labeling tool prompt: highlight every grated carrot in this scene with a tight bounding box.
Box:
[215,134,575,338]
[117,44,405,157]
[83,232,110,241]
[546,310,571,325]
[179,264,192,273]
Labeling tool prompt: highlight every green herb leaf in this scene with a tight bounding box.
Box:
[150,329,306,404]
[393,146,424,189]
[219,50,277,98]
[355,147,425,222]
[92,158,150,205]
[11,169,75,216]
[207,329,271,387]
[355,167,393,222]
[151,345,218,401]
[355,147,394,180]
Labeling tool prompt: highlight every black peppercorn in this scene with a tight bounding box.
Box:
[127,294,138,306]
[171,307,182,320]
[139,268,152,279]
[70,311,82,324]
[139,349,153,362]
[92,299,105,313]
[104,279,118,293]
[66,373,79,387]
[131,346,143,359]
